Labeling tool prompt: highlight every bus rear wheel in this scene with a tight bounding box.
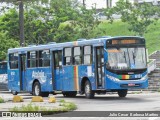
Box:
[118,89,128,97]
[33,81,49,97]
[84,81,95,99]
[33,82,41,96]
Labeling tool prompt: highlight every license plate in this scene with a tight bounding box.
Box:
[128,83,135,86]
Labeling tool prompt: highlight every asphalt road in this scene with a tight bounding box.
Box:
[0,91,160,111]
[0,91,160,119]
[54,92,160,111]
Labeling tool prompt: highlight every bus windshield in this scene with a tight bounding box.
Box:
[106,47,147,70]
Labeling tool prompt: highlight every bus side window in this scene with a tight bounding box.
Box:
[39,50,50,67]
[9,53,18,69]
[83,46,92,65]
[73,47,81,65]
[64,48,72,65]
[27,51,37,68]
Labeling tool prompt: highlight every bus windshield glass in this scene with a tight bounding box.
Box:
[106,47,147,70]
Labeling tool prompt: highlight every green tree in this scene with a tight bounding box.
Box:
[0,1,80,44]
[0,0,100,44]
[71,6,100,39]
[0,9,19,40]
[0,32,19,60]
[112,0,160,36]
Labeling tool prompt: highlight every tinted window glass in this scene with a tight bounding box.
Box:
[83,46,92,65]
[9,53,18,69]
[39,50,50,67]
[27,51,37,68]
[64,48,72,65]
[74,47,81,65]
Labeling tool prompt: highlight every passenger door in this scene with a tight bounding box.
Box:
[94,46,104,88]
[52,50,63,90]
[19,54,26,91]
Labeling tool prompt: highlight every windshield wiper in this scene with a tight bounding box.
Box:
[132,51,135,64]
[127,48,131,68]
[123,51,127,63]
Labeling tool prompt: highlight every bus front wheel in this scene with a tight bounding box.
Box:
[84,81,95,99]
[118,89,128,97]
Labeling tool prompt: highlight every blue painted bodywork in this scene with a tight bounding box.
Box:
[62,66,74,91]
[7,36,148,93]
[8,69,20,92]
[0,61,7,74]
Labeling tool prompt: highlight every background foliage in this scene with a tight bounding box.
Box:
[0,0,160,60]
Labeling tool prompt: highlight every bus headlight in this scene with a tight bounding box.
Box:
[140,75,148,81]
[106,75,120,82]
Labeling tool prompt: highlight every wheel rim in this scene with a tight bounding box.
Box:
[85,83,90,94]
[35,84,40,96]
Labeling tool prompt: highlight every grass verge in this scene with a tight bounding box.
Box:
[10,99,77,115]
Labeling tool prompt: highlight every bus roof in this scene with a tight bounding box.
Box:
[8,36,144,53]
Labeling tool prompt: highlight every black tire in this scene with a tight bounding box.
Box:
[12,90,18,95]
[118,89,128,97]
[33,81,41,96]
[62,91,77,97]
[33,82,49,97]
[32,82,49,97]
[84,81,95,99]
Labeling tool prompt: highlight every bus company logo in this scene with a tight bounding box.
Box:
[2,112,11,117]
[32,71,46,80]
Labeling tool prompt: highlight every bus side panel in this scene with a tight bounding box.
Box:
[54,68,63,90]
[78,65,96,90]
[38,67,52,92]
[0,62,7,74]
[8,69,20,92]
[62,66,74,91]
[25,68,52,92]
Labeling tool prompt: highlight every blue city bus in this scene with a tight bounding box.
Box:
[0,61,7,74]
[7,36,148,98]
[0,61,8,90]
